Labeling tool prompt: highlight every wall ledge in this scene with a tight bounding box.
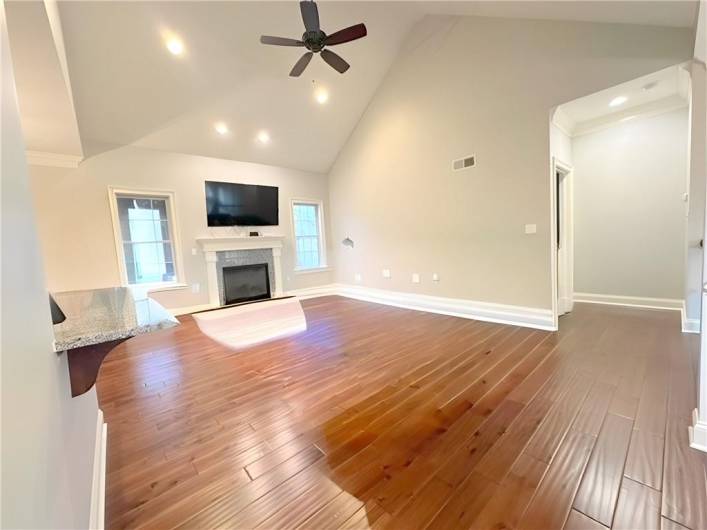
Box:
[26,150,82,168]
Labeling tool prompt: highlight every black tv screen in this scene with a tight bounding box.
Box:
[205,181,279,226]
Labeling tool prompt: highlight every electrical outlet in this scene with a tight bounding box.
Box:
[411,273,420,284]
[432,273,440,282]
[191,248,198,255]
[382,269,391,279]
[191,283,200,293]
[525,224,537,234]
[355,273,362,282]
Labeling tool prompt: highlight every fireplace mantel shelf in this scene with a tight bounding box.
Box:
[196,235,285,253]
[197,236,285,305]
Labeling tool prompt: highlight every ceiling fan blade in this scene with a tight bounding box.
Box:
[324,23,367,46]
[300,1,320,32]
[260,35,304,47]
[290,52,314,77]
[320,49,350,74]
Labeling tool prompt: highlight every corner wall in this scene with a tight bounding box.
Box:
[1,4,98,527]
[328,15,692,310]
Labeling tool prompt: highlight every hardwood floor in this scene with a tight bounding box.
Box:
[97,296,707,529]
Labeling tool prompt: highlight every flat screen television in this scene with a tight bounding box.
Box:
[205,181,279,226]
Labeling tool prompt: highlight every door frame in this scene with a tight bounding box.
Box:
[550,157,574,328]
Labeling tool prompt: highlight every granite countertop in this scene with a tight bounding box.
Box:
[52,287,179,351]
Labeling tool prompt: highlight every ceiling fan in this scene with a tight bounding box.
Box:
[260,1,367,77]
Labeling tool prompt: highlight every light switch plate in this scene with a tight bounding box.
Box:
[382,269,391,279]
[191,248,198,255]
[191,283,200,293]
[432,273,440,282]
[412,273,421,284]
[525,224,537,234]
[355,273,362,282]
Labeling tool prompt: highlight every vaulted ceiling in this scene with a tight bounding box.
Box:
[6,0,700,173]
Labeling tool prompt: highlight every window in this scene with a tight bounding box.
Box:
[110,189,182,287]
[292,200,326,270]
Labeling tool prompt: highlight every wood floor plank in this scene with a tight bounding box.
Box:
[623,429,664,490]
[524,373,594,463]
[424,472,497,530]
[517,429,596,530]
[296,491,365,530]
[661,516,691,530]
[572,381,616,437]
[564,509,608,530]
[572,413,633,526]
[469,453,548,530]
[612,477,661,530]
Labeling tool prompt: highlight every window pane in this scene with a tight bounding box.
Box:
[162,242,173,262]
[116,194,176,285]
[153,199,168,221]
[156,220,170,241]
[293,202,322,269]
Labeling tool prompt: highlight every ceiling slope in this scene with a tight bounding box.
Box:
[56,1,425,172]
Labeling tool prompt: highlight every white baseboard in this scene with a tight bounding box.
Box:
[289,283,555,331]
[681,302,700,334]
[169,303,216,316]
[689,408,707,452]
[573,292,683,311]
[89,409,107,530]
[286,284,340,300]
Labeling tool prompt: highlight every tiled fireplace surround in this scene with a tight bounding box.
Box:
[197,236,284,307]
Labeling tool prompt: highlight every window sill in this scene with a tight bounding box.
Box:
[294,266,332,275]
[129,282,189,295]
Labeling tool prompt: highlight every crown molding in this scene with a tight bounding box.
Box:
[26,150,82,168]
[571,95,688,138]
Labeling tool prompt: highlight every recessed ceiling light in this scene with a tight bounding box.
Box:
[609,96,628,108]
[256,130,270,144]
[166,37,184,56]
[214,122,229,135]
[314,88,329,105]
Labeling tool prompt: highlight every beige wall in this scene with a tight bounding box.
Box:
[573,108,688,300]
[29,146,333,310]
[328,15,692,309]
[1,4,98,527]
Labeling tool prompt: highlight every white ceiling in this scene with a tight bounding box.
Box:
[423,1,699,28]
[556,64,689,133]
[9,1,700,173]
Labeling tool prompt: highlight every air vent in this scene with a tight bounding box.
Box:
[453,155,476,171]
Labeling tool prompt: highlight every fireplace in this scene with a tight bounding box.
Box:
[222,263,271,305]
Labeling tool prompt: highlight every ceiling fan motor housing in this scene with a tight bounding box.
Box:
[303,30,327,52]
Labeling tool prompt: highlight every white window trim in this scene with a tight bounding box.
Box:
[108,186,187,292]
[290,198,327,272]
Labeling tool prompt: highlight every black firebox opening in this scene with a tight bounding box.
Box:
[222,263,271,305]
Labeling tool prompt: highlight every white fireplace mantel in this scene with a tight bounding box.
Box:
[196,236,285,306]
